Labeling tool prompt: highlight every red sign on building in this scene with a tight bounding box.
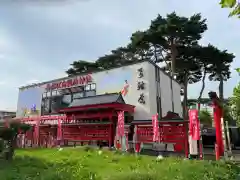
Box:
[152,113,160,142]
[45,74,92,91]
[189,109,200,140]
[117,111,125,137]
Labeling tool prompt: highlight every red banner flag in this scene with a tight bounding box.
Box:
[189,109,200,140]
[152,113,160,142]
[117,111,125,136]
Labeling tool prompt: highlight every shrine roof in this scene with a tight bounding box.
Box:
[68,93,125,107]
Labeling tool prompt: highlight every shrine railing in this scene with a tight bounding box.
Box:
[62,125,111,141]
[135,121,189,157]
[16,115,114,148]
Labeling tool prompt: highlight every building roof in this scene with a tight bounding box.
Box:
[0,111,16,118]
[69,93,125,107]
[59,93,135,113]
[19,59,179,90]
[0,110,16,113]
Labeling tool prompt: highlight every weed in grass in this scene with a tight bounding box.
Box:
[108,172,159,180]
[111,157,119,163]
[83,145,95,152]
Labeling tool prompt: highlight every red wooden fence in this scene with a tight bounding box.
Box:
[135,121,189,157]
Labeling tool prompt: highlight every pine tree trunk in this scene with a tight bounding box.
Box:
[153,46,158,63]
[170,44,177,75]
[170,38,178,76]
[219,77,224,100]
[182,74,188,119]
[198,70,207,110]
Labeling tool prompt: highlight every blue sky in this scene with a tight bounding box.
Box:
[0,0,239,111]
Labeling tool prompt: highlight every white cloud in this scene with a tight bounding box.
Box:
[0,54,5,59]
[25,79,39,85]
[0,28,19,51]
[0,81,6,86]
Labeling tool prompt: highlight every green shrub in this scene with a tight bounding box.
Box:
[0,139,4,153]
[0,122,31,160]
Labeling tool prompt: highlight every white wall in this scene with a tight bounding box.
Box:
[147,63,158,118]
[172,80,182,117]
[159,71,173,117]
[145,62,182,118]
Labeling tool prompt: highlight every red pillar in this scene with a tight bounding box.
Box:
[213,103,224,156]
[34,118,40,147]
[134,126,141,153]
[109,115,113,148]
[57,116,62,146]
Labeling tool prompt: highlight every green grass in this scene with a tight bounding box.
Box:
[0,147,239,180]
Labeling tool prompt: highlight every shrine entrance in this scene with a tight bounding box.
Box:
[59,93,135,147]
[17,93,135,148]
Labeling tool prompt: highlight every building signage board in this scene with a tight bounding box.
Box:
[45,74,92,91]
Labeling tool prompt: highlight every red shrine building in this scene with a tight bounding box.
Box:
[15,60,186,152]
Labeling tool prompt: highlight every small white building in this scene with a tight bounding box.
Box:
[16,60,182,120]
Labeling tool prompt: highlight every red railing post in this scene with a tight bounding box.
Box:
[184,122,189,158]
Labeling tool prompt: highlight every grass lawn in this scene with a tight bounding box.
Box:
[0,147,239,180]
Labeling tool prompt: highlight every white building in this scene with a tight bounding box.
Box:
[0,110,16,122]
[16,60,182,120]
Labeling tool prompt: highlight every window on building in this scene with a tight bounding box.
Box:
[73,92,84,99]
[91,83,96,90]
[52,90,61,96]
[85,90,96,97]
[41,83,97,115]
[62,94,72,104]
[85,83,96,91]
[85,84,91,91]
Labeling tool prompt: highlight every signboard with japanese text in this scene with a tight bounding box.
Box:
[152,113,160,142]
[189,109,200,140]
[117,111,125,137]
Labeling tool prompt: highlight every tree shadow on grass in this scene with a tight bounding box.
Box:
[0,155,102,180]
[0,156,77,180]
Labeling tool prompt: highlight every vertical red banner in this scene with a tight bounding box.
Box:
[188,109,200,140]
[213,103,224,156]
[152,113,160,142]
[117,111,125,137]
